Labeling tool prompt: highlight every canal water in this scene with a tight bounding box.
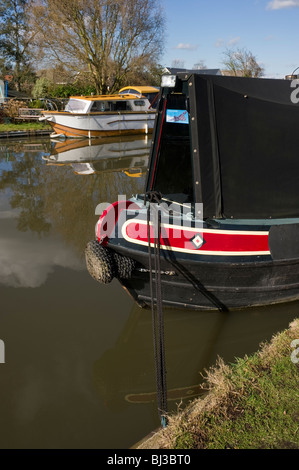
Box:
[0,136,298,449]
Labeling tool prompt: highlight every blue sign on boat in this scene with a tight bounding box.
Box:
[166,109,189,124]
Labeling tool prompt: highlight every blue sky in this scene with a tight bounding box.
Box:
[161,0,299,78]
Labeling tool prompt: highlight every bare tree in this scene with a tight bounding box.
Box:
[222,48,264,78]
[194,60,207,70]
[171,59,185,69]
[29,0,165,94]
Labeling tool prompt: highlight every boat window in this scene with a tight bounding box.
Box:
[110,101,128,111]
[150,94,193,204]
[145,93,159,108]
[119,89,159,107]
[134,100,146,107]
[91,101,108,112]
[119,89,138,96]
[134,100,145,106]
[65,98,89,113]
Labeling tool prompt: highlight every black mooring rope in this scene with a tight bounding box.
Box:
[146,191,168,427]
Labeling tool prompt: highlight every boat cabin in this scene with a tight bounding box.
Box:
[147,73,299,220]
[64,94,153,114]
[119,86,160,107]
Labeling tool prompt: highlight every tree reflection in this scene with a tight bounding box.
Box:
[0,138,146,255]
[40,162,145,255]
[0,140,52,235]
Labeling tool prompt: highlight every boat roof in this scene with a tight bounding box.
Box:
[68,94,146,101]
[118,86,159,94]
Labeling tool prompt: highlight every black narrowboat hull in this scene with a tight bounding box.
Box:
[85,197,299,312]
[119,255,299,311]
[107,242,299,310]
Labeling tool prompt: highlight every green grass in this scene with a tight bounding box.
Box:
[140,319,299,450]
[202,355,298,449]
[0,122,51,131]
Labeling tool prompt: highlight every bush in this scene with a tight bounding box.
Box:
[2,99,27,119]
[28,99,45,109]
[49,83,97,98]
[32,78,52,99]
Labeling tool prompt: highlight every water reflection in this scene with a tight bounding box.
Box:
[0,137,147,256]
[92,301,299,416]
[0,136,298,449]
[0,215,82,288]
[0,139,52,235]
[43,136,150,176]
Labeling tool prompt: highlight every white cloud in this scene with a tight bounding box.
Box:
[227,36,241,46]
[214,37,241,48]
[267,0,299,9]
[0,223,83,288]
[215,38,225,48]
[174,43,198,51]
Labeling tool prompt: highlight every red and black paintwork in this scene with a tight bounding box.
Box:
[95,199,299,310]
[87,73,299,311]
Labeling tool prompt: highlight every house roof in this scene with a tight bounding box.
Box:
[163,67,222,76]
[6,88,30,99]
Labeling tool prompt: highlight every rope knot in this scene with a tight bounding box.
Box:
[146,190,162,204]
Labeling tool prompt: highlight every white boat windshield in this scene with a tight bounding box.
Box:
[65,98,91,113]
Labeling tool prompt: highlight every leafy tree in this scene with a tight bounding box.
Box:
[32,77,52,99]
[48,83,96,98]
[0,0,36,91]
[122,62,163,88]
[29,0,165,94]
[222,48,264,78]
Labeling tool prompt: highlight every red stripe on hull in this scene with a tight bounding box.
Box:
[122,220,270,255]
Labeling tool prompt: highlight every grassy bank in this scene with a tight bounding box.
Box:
[138,318,299,449]
[0,122,51,132]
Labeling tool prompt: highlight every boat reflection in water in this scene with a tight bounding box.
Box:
[42,135,151,176]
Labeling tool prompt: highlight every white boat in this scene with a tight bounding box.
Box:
[40,87,159,139]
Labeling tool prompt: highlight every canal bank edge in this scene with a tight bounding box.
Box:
[0,129,51,139]
[135,318,299,450]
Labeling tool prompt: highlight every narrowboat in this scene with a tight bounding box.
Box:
[85,72,299,311]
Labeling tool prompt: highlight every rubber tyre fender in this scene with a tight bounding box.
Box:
[113,252,136,279]
[85,240,116,284]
